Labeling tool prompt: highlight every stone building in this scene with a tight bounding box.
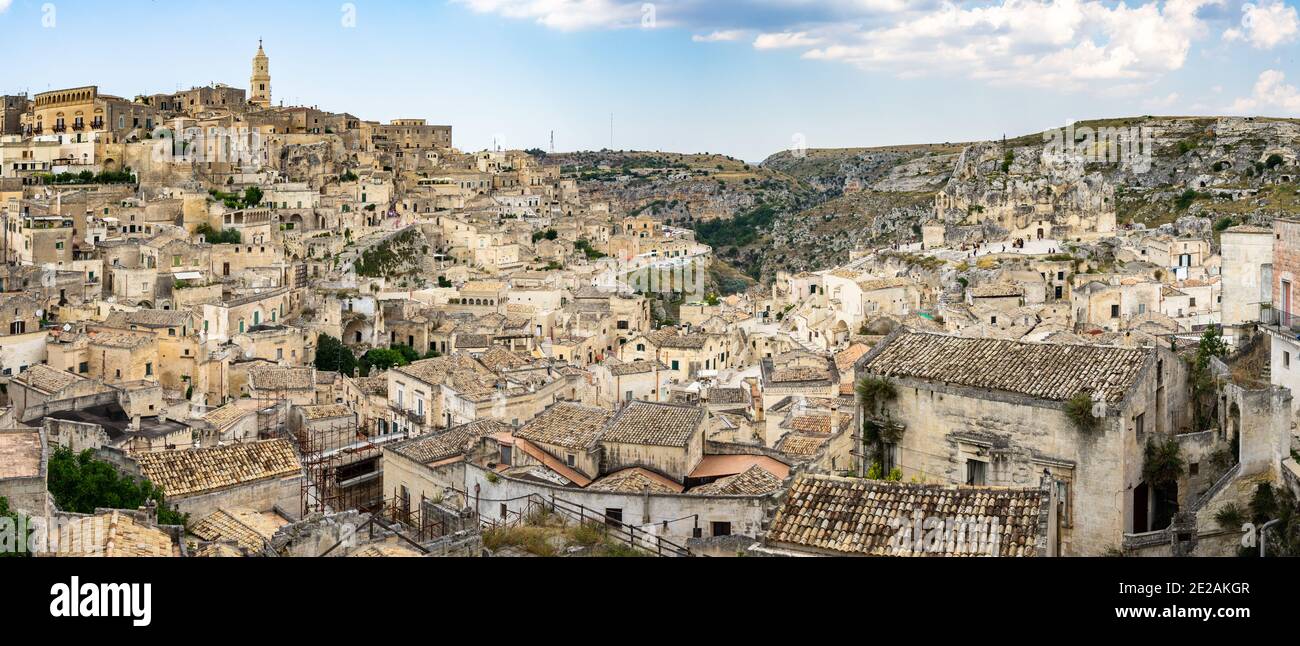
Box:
[0,427,48,518]
[856,328,1190,555]
[132,438,302,519]
[249,41,272,109]
[1220,225,1273,330]
[753,473,1054,557]
[599,400,706,481]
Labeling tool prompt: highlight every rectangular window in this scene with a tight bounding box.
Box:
[604,508,623,527]
[711,522,732,537]
[1286,352,1291,369]
[1110,304,1120,318]
[1134,413,1145,439]
[566,453,576,468]
[965,460,987,486]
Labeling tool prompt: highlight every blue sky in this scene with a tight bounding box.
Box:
[0,0,1297,161]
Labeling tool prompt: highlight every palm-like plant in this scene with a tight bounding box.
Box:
[856,376,901,475]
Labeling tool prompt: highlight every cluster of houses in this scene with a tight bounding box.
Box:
[0,43,1297,559]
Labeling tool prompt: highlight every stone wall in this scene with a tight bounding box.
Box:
[170,474,302,521]
[463,462,771,542]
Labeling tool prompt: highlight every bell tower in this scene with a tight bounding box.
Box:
[250,39,272,109]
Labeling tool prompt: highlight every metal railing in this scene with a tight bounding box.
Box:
[1260,305,1300,336]
[544,494,694,557]
[463,490,697,557]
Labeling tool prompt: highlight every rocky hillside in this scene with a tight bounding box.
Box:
[562,117,1300,287]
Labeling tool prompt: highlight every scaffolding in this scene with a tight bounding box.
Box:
[262,395,384,518]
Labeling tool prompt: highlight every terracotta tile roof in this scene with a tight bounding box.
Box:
[113,309,194,329]
[862,329,1151,403]
[14,364,84,394]
[477,346,533,373]
[353,373,389,395]
[190,508,286,553]
[766,474,1047,557]
[784,411,853,436]
[202,403,250,430]
[514,402,612,450]
[690,465,784,496]
[135,439,302,498]
[50,511,176,557]
[835,343,871,374]
[602,400,705,448]
[777,434,828,457]
[588,467,684,494]
[248,367,315,391]
[390,419,512,464]
[89,329,154,349]
[706,387,747,405]
[297,404,354,421]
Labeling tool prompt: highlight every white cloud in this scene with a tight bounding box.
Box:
[1223,1,1299,49]
[455,0,1227,89]
[1144,92,1181,108]
[1227,69,1300,113]
[0,0,13,13]
[798,0,1219,89]
[693,30,745,43]
[754,31,825,50]
[453,0,650,31]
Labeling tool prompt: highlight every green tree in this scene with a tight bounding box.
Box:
[314,334,357,377]
[0,497,32,558]
[242,186,264,207]
[856,377,902,472]
[361,348,409,374]
[47,447,187,526]
[1189,325,1228,430]
[392,344,421,363]
[195,223,241,244]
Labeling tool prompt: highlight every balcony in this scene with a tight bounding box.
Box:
[71,122,85,131]
[1260,306,1300,339]
[51,124,67,133]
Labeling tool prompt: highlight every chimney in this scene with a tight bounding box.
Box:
[829,401,841,436]
[132,413,142,431]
